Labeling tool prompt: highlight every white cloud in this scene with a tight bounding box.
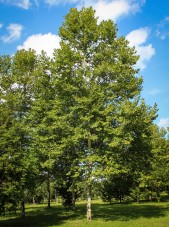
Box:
[44,0,145,22]
[0,0,145,15]
[0,23,3,29]
[0,0,31,9]
[80,0,144,22]
[126,28,155,70]
[157,118,169,129]
[1,23,23,43]
[93,0,131,22]
[17,33,60,57]
[126,27,149,46]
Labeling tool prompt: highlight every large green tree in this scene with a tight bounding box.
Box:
[53,7,157,220]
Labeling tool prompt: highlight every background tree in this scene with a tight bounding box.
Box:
[29,51,67,208]
[144,126,169,201]
[101,172,134,204]
[54,150,84,207]
[0,50,38,217]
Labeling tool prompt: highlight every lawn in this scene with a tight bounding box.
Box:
[0,200,169,227]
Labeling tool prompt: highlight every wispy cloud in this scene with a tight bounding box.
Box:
[126,27,155,70]
[0,23,3,29]
[157,118,169,129]
[1,23,23,43]
[17,33,60,57]
[156,16,169,40]
[17,0,31,9]
[0,0,31,9]
[44,0,78,5]
[148,89,161,96]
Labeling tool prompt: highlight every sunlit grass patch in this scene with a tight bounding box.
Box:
[0,200,169,227]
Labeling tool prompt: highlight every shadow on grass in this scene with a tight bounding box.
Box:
[92,202,169,221]
[0,204,86,227]
[0,201,169,226]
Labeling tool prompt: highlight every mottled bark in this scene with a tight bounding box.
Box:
[87,137,92,220]
[86,184,92,220]
[32,196,35,205]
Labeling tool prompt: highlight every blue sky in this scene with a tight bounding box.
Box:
[0,0,169,128]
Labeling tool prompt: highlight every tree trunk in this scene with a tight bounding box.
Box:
[55,189,58,204]
[119,195,122,204]
[137,188,140,203]
[156,191,160,202]
[86,136,92,220]
[21,200,25,218]
[32,196,35,205]
[87,184,92,220]
[21,187,25,218]
[72,181,76,208]
[47,173,51,208]
[149,194,152,201]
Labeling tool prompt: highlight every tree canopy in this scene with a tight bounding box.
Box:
[0,7,168,221]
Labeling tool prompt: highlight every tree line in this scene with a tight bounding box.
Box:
[0,7,169,220]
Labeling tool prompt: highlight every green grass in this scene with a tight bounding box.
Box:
[1,200,169,227]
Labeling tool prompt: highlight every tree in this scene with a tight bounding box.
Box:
[144,126,169,201]
[53,7,156,220]
[29,51,66,208]
[101,172,133,203]
[0,50,38,217]
[0,55,13,215]
[54,150,84,207]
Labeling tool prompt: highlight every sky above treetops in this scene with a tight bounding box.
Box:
[0,0,169,129]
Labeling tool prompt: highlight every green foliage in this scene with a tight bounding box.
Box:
[0,50,38,215]
[54,7,144,180]
[53,7,157,219]
[101,172,134,203]
[0,6,168,221]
